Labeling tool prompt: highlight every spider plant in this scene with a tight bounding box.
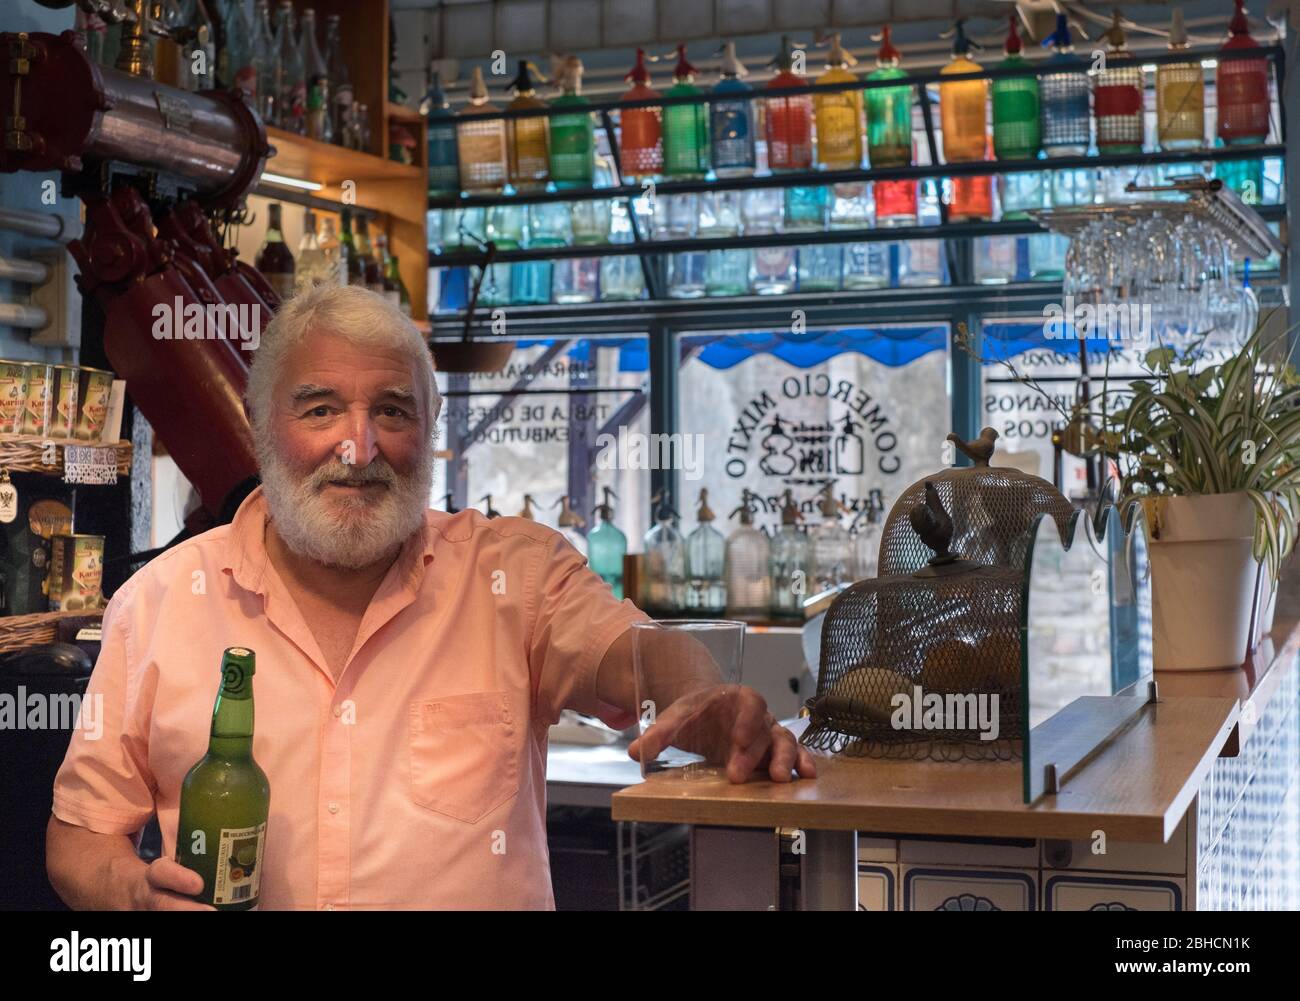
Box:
[1098,314,1300,582]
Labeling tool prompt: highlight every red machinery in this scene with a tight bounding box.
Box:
[0,25,275,520]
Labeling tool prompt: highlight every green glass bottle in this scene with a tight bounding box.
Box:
[991,14,1040,160]
[589,486,628,599]
[176,647,271,911]
[549,54,595,188]
[662,43,709,178]
[864,25,912,168]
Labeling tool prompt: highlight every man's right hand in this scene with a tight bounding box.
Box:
[123,857,216,911]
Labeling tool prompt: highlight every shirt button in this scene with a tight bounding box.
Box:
[328,802,340,814]
[333,706,342,718]
[324,904,335,912]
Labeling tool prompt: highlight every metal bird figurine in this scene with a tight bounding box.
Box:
[946,427,1000,466]
[910,481,955,563]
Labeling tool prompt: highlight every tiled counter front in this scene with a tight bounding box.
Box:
[856,657,1300,912]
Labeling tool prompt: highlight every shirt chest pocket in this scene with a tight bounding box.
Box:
[407,692,521,823]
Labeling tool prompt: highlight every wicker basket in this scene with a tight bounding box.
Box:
[0,434,132,477]
[0,609,103,656]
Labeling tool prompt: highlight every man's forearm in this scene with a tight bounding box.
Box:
[46,814,146,910]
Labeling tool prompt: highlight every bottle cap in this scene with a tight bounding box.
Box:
[518,494,535,519]
[672,42,698,80]
[1229,0,1250,36]
[509,60,538,94]
[442,491,459,514]
[221,647,256,691]
[825,32,857,69]
[625,47,652,85]
[469,65,489,103]
[696,487,715,522]
[729,488,755,526]
[1102,10,1128,52]
[947,19,980,57]
[1004,13,1022,56]
[555,495,585,528]
[480,494,501,518]
[593,485,618,520]
[557,54,584,92]
[719,41,748,78]
[652,487,678,522]
[780,489,802,526]
[770,34,800,73]
[1169,8,1188,48]
[818,483,839,518]
[1044,13,1073,50]
[427,69,449,109]
[874,24,901,66]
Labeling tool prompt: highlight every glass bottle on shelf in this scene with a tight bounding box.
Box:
[294,208,331,292]
[661,193,705,298]
[457,66,507,192]
[898,179,943,286]
[423,70,460,198]
[1093,12,1144,154]
[481,204,523,307]
[300,8,330,142]
[685,489,726,615]
[1030,167,1095,279]
[218,0,256,98]
[939,21,991,223]
[1040,14,1091,156]
[710,41,756,177]
[619,48,663,181]
[973,235,1018,284]
[662,44,709,179]
[864,25,912,168]
[387,255,412,317]
[811,484,856,590]
[555,496,588,558]
[600,201,646,301]
[991,14,1040,161]
[256,203,295,300]
[375,232,399,309]
[874,178,917,226]
[743,189,795,294]
[549,55,595,188]
[643,489,686,614]
[1000,170,1044,220]
[787,188,840,291]
[324,14,352,147]
[1156,9,1205,150]
[505,60,550,191]
[355,216,384,294]
[514,203,565,305]
[317,214,341,285]
[554,200,606,304]
[725,490,772,619]
[339,207,365,286]
[1217,0,1270,146]
[252,0,276,124]
[813,32,862,171]
[852,504,883,579]
[842,188,889,290]
[589,487,628,598]
[769,488,811,619]
[764,35,813,172]
[272,1,305,133]
[701,191,749,297]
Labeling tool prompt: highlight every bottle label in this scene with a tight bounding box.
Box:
[213,822,266,906]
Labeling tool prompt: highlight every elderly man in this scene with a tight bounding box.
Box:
[46,284,815,911]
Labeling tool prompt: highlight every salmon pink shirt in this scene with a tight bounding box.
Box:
[52,487,647,910]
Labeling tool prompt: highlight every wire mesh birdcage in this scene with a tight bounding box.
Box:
[803,429,1073,760]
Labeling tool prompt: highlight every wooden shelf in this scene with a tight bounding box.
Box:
[264,127,422,188]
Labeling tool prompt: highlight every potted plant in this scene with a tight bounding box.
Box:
[1100,319,1300,670]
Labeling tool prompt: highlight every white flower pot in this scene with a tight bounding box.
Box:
[1148,493,1260,671]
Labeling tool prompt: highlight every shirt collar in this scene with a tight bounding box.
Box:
[222,485,436,596]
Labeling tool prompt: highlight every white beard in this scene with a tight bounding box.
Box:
[256,438,435,571]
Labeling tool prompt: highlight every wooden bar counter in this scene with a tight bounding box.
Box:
[610,581,1300,911]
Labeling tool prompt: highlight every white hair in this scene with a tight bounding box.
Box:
[246,283,440,440]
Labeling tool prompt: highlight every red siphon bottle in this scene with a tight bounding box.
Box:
[764,35,813,171]
[1216,0,1270,146]
[620,48,663,180]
